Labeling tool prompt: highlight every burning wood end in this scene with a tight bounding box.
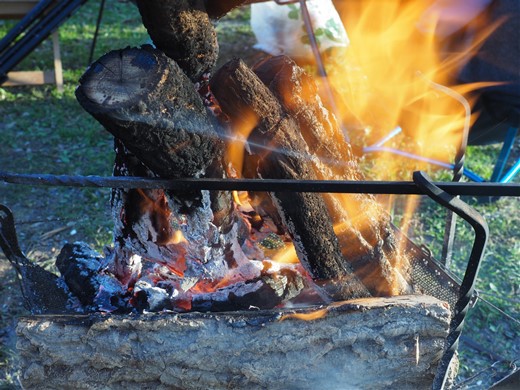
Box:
[1,0,422,316]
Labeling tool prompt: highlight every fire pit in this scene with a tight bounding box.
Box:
[0,1,504,389]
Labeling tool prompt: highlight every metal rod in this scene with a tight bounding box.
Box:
[88,0,106,65]
[502,159,520,184]
[1,172,519,197]
[491,127,518,182]
[0,0,56,54]
[0,0,88,78]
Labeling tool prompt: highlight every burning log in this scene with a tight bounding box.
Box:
[76,45,236,222]
[135,0,218,82]
[253,55,361,180]
[253,56,411,296]
[16,295,453,389]
[210,58,370,300]
[192,266,306,312]
[76,45,222,184]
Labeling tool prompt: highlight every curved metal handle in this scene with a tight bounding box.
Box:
[413,171,489,390]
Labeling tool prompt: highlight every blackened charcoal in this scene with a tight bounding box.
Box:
[56,243,104,306]
[133,280,173,312]
[192,270,305,312]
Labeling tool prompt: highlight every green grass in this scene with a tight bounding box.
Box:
[0,2,518,388]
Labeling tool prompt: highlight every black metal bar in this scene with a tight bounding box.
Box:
[1,171,519,197]
[88,0,106,65]
[0,0,88,81]
[414,171,489,390]
[0,0,56,53]
[1,1,73,72]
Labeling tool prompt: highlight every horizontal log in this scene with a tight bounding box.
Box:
[16,295,454,389]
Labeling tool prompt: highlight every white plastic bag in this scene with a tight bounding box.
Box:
[251,1,349,61]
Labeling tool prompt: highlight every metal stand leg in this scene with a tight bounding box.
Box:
[414,171,489,390]
[88,0,107,66]
[52,31,63,93]
[491,127,518,182]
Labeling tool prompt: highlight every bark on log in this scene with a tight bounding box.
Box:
[253,56,411,296]
[210,58,370,300]
[16,295,454,390]
[136,0,218,81]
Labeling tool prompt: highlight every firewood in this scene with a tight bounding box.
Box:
[192,267,305,312]
[17,295,452,390]
[254,56,411,296]
[77,46,222,182]
[77,46,239,260]
[253,55,361,180]
[76,46,232,216]
[210,58,370,300]
[135,0,218,81]
[56,242,129,313]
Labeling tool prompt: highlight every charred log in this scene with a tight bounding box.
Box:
[135,0,218,81]
[210,58,370,300]
[76,46,222,182]
[56,243,103,307]
[56,243,130,313]
[76,46,236,226]
[192,268,305,312]
[253,55,361,180]
[253,56,411,296]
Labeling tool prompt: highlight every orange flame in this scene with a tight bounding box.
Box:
[280,308,329,322]
[225,110,259,176]
[330,0,499,170]
[271,242,299,264]
[135,189,187,245]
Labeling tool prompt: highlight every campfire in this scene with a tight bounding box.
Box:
[2,0,497,388]
[66,0,417,314]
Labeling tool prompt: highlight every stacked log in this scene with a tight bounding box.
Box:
[72,0,413,310]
